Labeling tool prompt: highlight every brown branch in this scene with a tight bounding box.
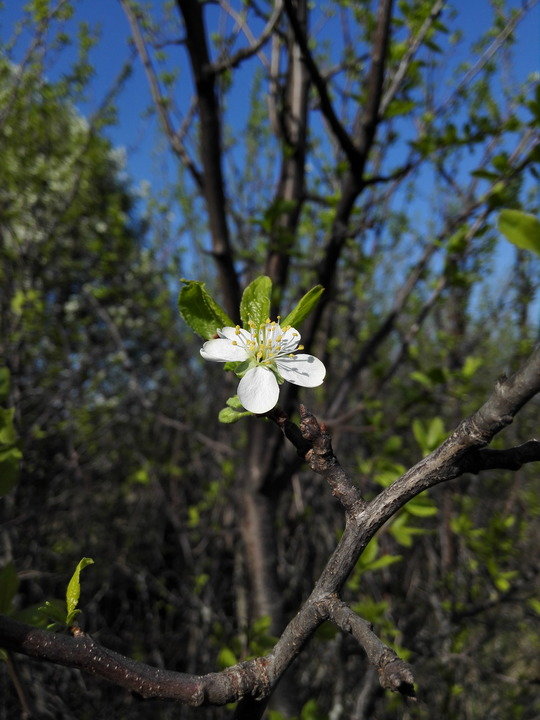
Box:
[379,0,446,118]
[282,0,360,171]
[354,0,394,158]
[211,0,283,73]
[268,405,364,511]
[463,441,540,472]
[176,0,241,320]
[120,0,204,191]
[265,0,310,295]
[325,598,415,696]
[0,616,270,706]
[2,349,538,714]
[302,0,394,348]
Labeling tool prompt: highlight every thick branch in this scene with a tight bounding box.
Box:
[2,350,538,714]
[176,0,241,320]
[282,0,360,171]
[354,0,394,157]
[120,0,203,190]
[0,616,270,706]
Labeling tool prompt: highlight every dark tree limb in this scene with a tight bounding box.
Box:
[0,616,271,706]
[282,0,360,172]
[301,0,395,350]
[2,347,539,714]
[325,598,415,696]
[211,0,283,73]
[298,406,364,512]
[176,0,241,320]
[353,0,394,159]
[120,0,204,191]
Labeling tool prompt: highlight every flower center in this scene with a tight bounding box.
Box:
[233,320,303,365]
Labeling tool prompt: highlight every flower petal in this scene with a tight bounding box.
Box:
[238,366,280,413]
[276,354,326,387]
[218,326,251,343]
[276,324,300,352]
[200,338,249,362]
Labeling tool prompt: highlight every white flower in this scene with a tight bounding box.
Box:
[200,321,326,414]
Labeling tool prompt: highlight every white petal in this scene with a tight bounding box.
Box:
[200,339,249,362]
[276,354,326,387]
[238,366,280,413]
[277,325,300,352]
[218,326,251,343]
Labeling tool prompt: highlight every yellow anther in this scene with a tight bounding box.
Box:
[298,345,304,350]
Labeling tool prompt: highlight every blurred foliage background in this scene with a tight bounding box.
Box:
[0,1,539,718]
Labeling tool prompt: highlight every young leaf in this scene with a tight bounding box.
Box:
[218,404,252,423]
[178,280,235,339]
[498,210,540,256]
[281,285,324,328]
[240,276,272,327]
[37,599,69,629]
[66,557,94,624]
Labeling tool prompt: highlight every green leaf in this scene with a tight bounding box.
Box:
[361,537,379,565]
[426,417,446,449]
[217,646,238,669]
[240,276,272,327]
[218,404,252,423]
[37,599,68,629]
[412,418,427,448]
[462,356,483,379]
[281,285,324,328]
[0,563,19,614]
[410,370,434,389]
[365,554,403,571]
[406,493,438,517]
[66,557,94,623]
[226,395,244,409]
[178,280,234,339]
[498,210,540,256]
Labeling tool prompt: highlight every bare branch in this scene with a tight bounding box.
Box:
[0,616,270,706]
[379,0,446,118]
[325,598,415,697]
[1,348,538,712]
[436,0,538,116]
[120,0,204,191]
[282,0,360,171]
[176,0,241,319]
[463,441,540,472]
[354,0,394,157]
[212,0,283,73]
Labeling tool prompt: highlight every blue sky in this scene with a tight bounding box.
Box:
[1,0,539,317]
[1,0,538,194]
